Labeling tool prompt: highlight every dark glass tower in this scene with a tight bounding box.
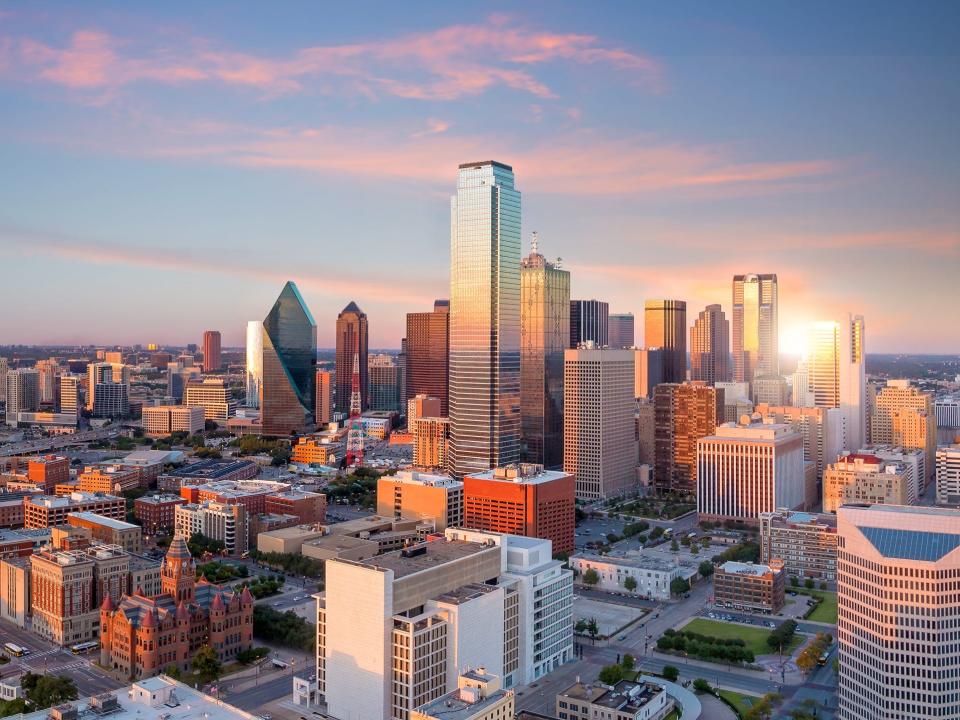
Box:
[261,281,317,436]
[335,301,369,415]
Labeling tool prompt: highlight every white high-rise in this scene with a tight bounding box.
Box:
[245,319,262,408]
[837,504,960,720]
[448,161,521,479]
[805,315,866,451]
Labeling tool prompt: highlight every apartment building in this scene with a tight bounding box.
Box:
[24,492,125,528]
[823,453,912,512]
[759,510,838,581]
[174,501,248,555]
[463,464,575,555]
[317,528,573,720]
[713,560,785,613]
[936,444,960,505]
[413,416,450,471]
[837,505,960,720]
[377,470,464,530]
[142,405,205,437]
[871,379,937,485]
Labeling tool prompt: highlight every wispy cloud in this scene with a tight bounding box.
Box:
[8,17,661,101]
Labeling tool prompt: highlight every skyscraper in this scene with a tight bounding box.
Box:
[245,320,262,408]
[520,233,569,468]
[5,369,39,426]
[654,382,723,494]
[36,359,59,403]
[872,379,937,484]
[260,281,317,436]
[315,369,333,425]
[806,316,867,451]
[405,300,449,415]
[367,354,401,412]
[563,347,636,500]
[837,504,960,720]
[448,160,521,479]
[58,374,79,416]
[633,348,663,399]
[608,313,635,349]
[732,274,778,387]
[644,299,686,383]
[569,299,609,348]
[86,362,113,412]
[335,301,368,415]
[202,330,222,372]
[689,304,730,385]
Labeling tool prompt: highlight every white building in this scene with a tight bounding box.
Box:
[568,553,686,601]
[185,377,237,421]
[837,505,960,720]
[142,405,205,437]
[697,416,806,522]
[936,445,960,506]
[174,501,248,555]
[862,445,925,503]
[245,319,262,408]
[315,528,572,720]
[563,347,637,500]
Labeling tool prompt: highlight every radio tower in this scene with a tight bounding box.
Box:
[345,343,364,467]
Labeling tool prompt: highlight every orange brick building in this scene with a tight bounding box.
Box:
[464,464,575,555]
[100,536,253,681]
[27,455,70,492]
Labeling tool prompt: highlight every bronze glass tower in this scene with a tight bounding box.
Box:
[448,160,521,480]
[202,330,222,372]
[644,299,687,383]
[334,301,368,415]
[520,234,570,468]
[260,281,316,436]
[732,273,778,386]
[405,300,449,415]
[690,304,730,385]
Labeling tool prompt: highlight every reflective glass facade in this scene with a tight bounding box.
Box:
[261,281,316,436]
[335,301,368,414]
[245,320,262,408]
[690,304,731,385]
[732,273,778,385]
[449,160,521,479]
[569,299,609,348]
[644,299,687,384]
[520,241,569,468]
[405,300,449,415]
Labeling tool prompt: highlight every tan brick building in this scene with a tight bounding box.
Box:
[24,492,125,529]
[714,560,785,613]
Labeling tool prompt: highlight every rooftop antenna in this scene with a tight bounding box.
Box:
[531,231,539,255]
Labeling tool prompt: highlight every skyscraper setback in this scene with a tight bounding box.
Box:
[644,299,686,383]
[260,281,316,436]
[520,233,570,468]
[448,160,521,480]
[732,273,778,387]
[404,300,449,415]
[335,301,368,415]
[690,304,730,385]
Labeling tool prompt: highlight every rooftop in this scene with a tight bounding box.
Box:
[468,464,571,485]
[69,511,139,531]
[27,492,123,508]
[121,450,185,465]
[413,684,509,720]
[160,459,257,479]
[572,552,678,573]
[719,561,778,577]
[361,538,496,579]
[135,493,186,505]
[388,470,462,488]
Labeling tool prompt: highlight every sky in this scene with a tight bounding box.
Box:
[1,1,958,352]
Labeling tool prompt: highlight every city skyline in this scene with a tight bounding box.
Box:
[1,4,958,352]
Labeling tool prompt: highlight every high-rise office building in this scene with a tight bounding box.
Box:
[752,374,789,406]
[260,281,317,436]
[166,362,200,402]
[315,369,333,425]
[563,347,636,500]
[644,300,686,383]
[245,319,262,408]
[58,374,80,416]
[936,445,960,506]
[93,382,129,418]
[5,369,39,426]
[0,357,7,402]
[36,358,59,403]
[86,362,113,412]
[754,403,844,479]
[791,360,813,407]
[837,504,960,720]
[732,273,778,387]
[449,160,521,480]
[405,300,450,415]
[608,313,635,349]
[697,417,806,523]
[654,382,723,494]
[335,301,369,415]
[202,330,222,372]
[633,348,663,399]
[689,304,730,385]
[871,379,937,485]
[184,377,237,421]
[807,316,866,451]
[520,234,569,468]
[368,354,401,412]
[569,299,609,348]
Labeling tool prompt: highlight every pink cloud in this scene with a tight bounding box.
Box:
[11,18,661,101]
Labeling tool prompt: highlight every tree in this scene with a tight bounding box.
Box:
[586,618,599,644]
[690,543,700,555]
[622,654,635,671]
[670,577,690,596]
[790,575,800,587]
[670,539,679,552]
[804,577,815,590]
[662,665,679,682]
[23,675,78,710]
[693,678,713,694]
[623,576,637,592]
[583,568,600,586]
[192,644,222,678]
[767,620,798,650]
[204,419,217,431]
[271,447,292,466]
[163,664,182,680]
[819,580,828,590]
[598,664,624,685]
[574,619,588,634]
[698,560,714,577]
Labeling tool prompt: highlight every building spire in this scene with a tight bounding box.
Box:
[531,231,539,256]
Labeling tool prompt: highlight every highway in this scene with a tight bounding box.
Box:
[0,428,119,456]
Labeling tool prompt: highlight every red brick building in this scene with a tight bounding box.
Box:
[265,490,326,524]
[27,455,70,492]
[464,464,575,555]
[100,536,253,681]
[24,492,125,529]
[134,494,187,534]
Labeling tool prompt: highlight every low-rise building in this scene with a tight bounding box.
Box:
[174,501,248,556]
[569,553,690,601]
[823,453,912,512]
[256,524,326,555]
[291,437,341,466]
[0,490,40,528]
[156,459,258,492]
[556,678,672,720]
[759,510,838,581]
[714,560,785,613]
[412,670,515,720]
[142,405,205,438]
[377,470,463,530]
[78,465,141,494]
[68,511,143,554]
[24,492,125,528]
[134,493,187,534]
[26,454,70,492]
[301,533,379,563]
[265,489,327,525]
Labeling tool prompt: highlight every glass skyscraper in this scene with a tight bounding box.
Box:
[260,281,317,436]
[521,234,570,468]
[644,299,687,383]
[245,320,262,408]
[732,273,779,386]
[335,301,368,415]
[570,299,609,348]
[449,160,521,479]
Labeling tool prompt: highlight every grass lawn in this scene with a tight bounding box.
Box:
[719,689,760,717]
[680,618,801,656]
[794,589,838,624]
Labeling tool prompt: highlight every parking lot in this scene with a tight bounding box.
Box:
[573,595,649,638]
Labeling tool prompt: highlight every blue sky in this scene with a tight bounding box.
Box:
[1,1,958,351]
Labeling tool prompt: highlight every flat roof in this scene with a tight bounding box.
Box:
[572,552,677,572]
[719,561,776,576]
[458,159,513,171]
[361,539,496,579]
[415,688,510,720]
[69,511,139,531]
[468,466,571,485]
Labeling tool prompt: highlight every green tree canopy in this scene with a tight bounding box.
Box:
[192,644,222,678]
[583,568,600,585]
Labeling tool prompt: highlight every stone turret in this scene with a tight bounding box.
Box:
[161,535,196,603]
